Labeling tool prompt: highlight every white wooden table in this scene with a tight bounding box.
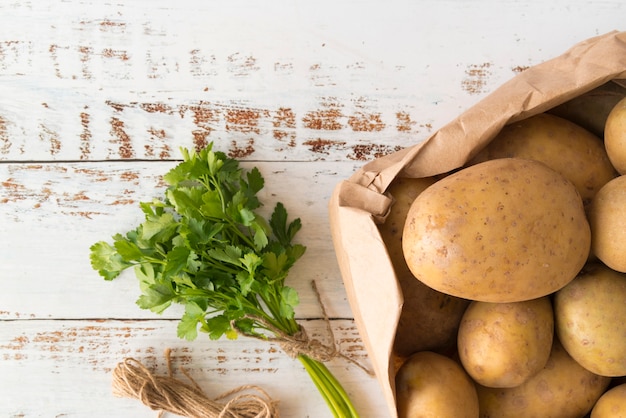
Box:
[0,1,623,417]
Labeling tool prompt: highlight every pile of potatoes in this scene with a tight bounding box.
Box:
[379,82,626,418]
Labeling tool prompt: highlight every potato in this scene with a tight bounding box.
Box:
[402,158,590,303]
[588,175,626,272]
[604,96,626,174]
[379,177,470,357]
[549,80,626,138]
[470,113,617,206]
[554,263,626,377]
[476,339,611,418]
[591,383,626,418]
[395,351,479,418]
[457,297,553,388]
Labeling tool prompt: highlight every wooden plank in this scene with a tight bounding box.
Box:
[1,1,624,162]
[0,160,362,320]
[2,1,625,417]
[0,319,385,417]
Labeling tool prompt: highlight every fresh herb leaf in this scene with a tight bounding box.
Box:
[178,301,206,341]
[163,246,193,278]
[270,202,302,247]
[205,314,235,340]
[136,282,175,313]
[141,212,178,242]
[208,245,242,267]
[89,241,131,280]
[279,286,299,319]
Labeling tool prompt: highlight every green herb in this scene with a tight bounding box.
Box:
[90,143,359,417]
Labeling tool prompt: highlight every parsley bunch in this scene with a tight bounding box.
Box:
[90,144,359,417]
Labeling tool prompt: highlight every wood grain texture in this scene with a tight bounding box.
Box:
[1,0,622,163]
[1,0,625,416]
[0,319,378,417]
[0,161,359,320]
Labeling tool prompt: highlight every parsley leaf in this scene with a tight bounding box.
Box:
[89,241,131,280]
[178,301,206,341]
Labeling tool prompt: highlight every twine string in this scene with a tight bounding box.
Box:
[112,349,279,418]
[231,281,374,375]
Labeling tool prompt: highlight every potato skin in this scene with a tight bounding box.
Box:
[591,383,626,418]
[477,340,611,418]
[589,175,626,272]
[396,351,479,418]
[402,158,591,303]
[379,177,470,357]
[554,263,626,377]
[604,96,626,175]
[470,113,617,205]
[457,297,553,388]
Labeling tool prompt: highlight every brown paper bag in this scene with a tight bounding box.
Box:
[329,30,626,417]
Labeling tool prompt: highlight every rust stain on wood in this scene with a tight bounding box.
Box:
[78,45,93,79]
[228,139,255,159]
[396,112,433,134]
[512,65,531,73]
[110,117,135,158]
[303,98,344,130]
[192,130,210,151]
[225,107,268,135]
[181,101,220,151]
[71,191,90,201]
[348,112,385,132]
[396,111,415,132]
[349,143,402,161]
[0,96,429,160]
[462,62,493,95]
[227,53,259,77]
[102,48,130,61]
[99,18,127,31]
[1,178,27,203]
[0,324,289,373]
[146,127,171,159]
[0,324,159,370]
[303,139,347,156]
[106,100,130,113]
[0,165,158,220]
[136,104,179,160]
[189,49,217,77]
[1,335,30,360]
[309,63,336,87]
[48,44,62,78]
[72,167,110,182]
[141,102,173,114]
[119,170,140,183]
[79,109,91,160]
[39,124,62,155]
[272,107,296,146]
[0,40,25,71]
[0,115,9,154]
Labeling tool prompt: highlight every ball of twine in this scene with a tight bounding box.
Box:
[112,349,279,418]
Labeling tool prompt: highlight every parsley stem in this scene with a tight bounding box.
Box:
[259,289,299,335]
[299,354,359,418]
